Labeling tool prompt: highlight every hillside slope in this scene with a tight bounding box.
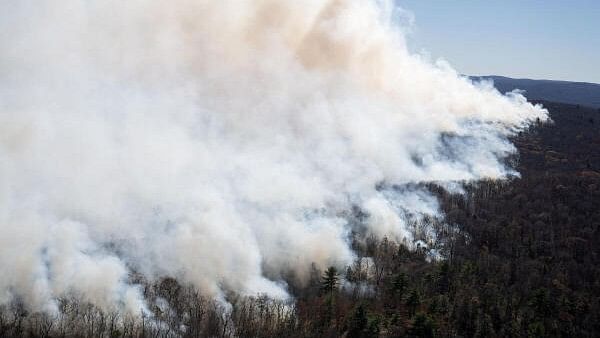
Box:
[472,76,600,108]
[1,101,599,337]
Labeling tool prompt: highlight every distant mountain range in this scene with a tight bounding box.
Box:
[471,75,600,108]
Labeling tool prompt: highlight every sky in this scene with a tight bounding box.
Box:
[399,0,600,83]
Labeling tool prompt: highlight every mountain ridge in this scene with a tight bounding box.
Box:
[471,75,600,108]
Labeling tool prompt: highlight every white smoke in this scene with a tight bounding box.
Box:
[0,0,547,313]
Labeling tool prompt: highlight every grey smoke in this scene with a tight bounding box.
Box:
[0,0,547,313]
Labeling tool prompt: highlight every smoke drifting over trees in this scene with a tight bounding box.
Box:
[0,0,547,316]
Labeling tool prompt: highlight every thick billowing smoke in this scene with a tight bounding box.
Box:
[0,0,547,313]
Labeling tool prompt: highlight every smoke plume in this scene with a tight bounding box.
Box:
[0,0,547,313]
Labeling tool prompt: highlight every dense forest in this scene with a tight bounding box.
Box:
[1,101,599,337]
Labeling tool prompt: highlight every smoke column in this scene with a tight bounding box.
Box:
[0,0,547,313]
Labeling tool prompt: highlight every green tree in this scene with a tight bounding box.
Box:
[530,288,552,319]
[347,305,368,338]
[407,289,421,317]
[409,313,436,338]
[321,266,339,295]
[438,261,450,294]
[392,272,408,300]
[527,321,545,337]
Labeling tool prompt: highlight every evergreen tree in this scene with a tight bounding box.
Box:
[407,289,421,317]
[392,272,408,299]
[321,266,339,295]
[347,305,368,338]
[409,313,435,338]
[437,261,450,294]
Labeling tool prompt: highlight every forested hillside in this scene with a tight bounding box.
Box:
[471,76,600,108]
[1,102,599,337]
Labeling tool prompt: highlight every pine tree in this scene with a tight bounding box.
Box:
[347,305,368,338]
[407,289,421,317]
[438,261,450,294]
[321,266,339,294]
[392,272,408,300]
[409,313,435,338]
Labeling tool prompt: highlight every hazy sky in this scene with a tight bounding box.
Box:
[400,0,600,83]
